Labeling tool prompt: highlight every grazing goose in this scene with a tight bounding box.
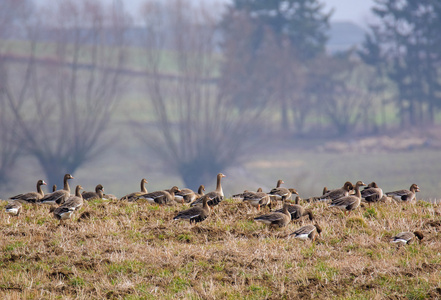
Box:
[174,185,205,204]
[5,201,22,222]
[173,194,210,223]
[254,203,292,228]
[290,224,322,241]
[138,186,181,205]
[103,193,118,201]
[361,182,384,206]
[82,184,104,201]
[273,197,314,221]
[9,179,47,204]
[243,188,271,211]
[120,178,148,201]
[390,231,424,245]
[53,185,83,224]
[232,188,259,200]
[190,173,225,207]
[386,184,420,202]
[316,181,354,202]
[329,181,366,215]
[40,174,74,205]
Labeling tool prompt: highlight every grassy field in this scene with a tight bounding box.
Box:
[1,197,440,299]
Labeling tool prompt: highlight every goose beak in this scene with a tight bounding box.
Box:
[42,181,47,185]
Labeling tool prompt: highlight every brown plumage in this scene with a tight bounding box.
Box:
[329,181,366,215]
[40,174,74,205]
[254,203,292,228]
[139,186,181,205]
[9,179,47,204]
[190,173,225,207]
[274,197,314,221]
[120,178,148,201]
[62,185,84,211]
[82,184,104,201]
[361,182,384,205]
[53,185,83,223]
[243,188,270,211]
[173,195,210,223]
[390,231,424,244]
[290,224,322,241]
[5,201,22,217]
[175,185,205,204]
[317,181,354,202]
[386,184,420,202]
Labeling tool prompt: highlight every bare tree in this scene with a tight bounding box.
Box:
[1,0,129,186]
[137,0,269,189]
[0,57,21,186]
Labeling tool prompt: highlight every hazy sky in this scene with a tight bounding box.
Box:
[117,0,376,27]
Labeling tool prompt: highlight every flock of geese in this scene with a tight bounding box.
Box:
[2,173,423,244]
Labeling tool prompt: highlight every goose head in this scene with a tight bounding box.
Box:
[410,184,420,192]
[289,188,299,195]
[38,180,47,187]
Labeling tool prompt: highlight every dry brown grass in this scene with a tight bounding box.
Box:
[0,198,440,299]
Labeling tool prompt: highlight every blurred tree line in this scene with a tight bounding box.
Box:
[0,0,440,189]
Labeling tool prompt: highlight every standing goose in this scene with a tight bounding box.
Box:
[254,202,292,228]
[316,181,354,202]
[53,185,84,224]
[5,201,22,222]
[243,188,271,211]
[174,185,205,204]
[40,174,74,205]
[361,182,384,206]
[386,184,420,202]
[390,231,424,245]
[9,179,47,204]
[82,184,104,201]
[273,197,314,221]
[190,173,225,207]
[62,185,84,211]
[138,186,181,205]
[173,194,210,223]
[120,178,148,201]
[268,179,298,202]
[290,224,322,241]
[329,181,366,216]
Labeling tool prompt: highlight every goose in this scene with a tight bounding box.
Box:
[62,185,84,211]
[138,186,180,205]
[174,185,205,204]
[290,224,322,241]
[5,201,22,221]
[232,189,258,200]
[361,182,384,206]
[386,184,420,202]
[9,179,47,204]
[103,193,118,201]
[273,197,314,221]
[53,185,83,223]
[120,178,148,201]
[82,184,104,201]
[190,173,225,207]
[316,181,354,202]
[268,179,298,202]
[390,231,424,245]
[40,174,74,205]
[254,202,291,228]
[243,188,271,211]
[173,194,210,223]
[329,181,366,215]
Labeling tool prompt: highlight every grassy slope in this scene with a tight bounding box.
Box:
[1,198,440,299]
